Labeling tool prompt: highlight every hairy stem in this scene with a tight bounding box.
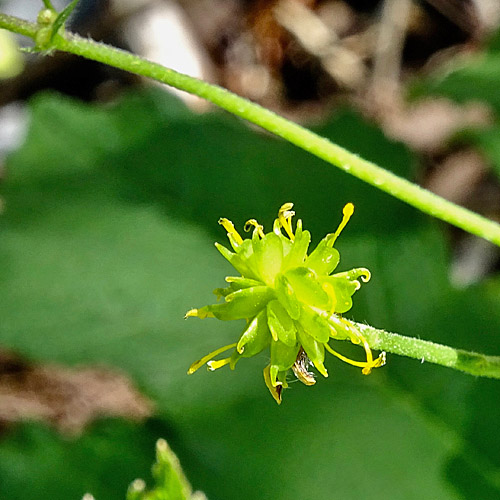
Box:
[2,12,500,245]
[353,321,500,378]
[1,11,500,380]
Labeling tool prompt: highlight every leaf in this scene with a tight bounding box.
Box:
[411,28,500,113]
[457,125,500,180]
[1,88,500,499]
[0,419,171,500]
[50,0,80,42]
[127,438,197,500]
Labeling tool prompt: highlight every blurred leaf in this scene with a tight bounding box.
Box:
[1,88,500,499]
[0,419,170,500]
[126,438,201,500]
[410,28,500,113]
[456,125,500,179]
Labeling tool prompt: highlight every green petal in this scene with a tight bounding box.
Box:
[326,313,354,340]
[321,276,359,313]
[237,309,272,356]
[270,339,300,373]
[225,276,263,288]
[206,285,275,320]
[263,365,282,404]
[305,236,340,275]
[212,286,233,299]
[282,229,311,270]
[296,324,328,377]
[266,299,297,347]
[296,304,333,343]
[275,273,302,320]
[282,266,331,310]
[215,242,258,280]
[253,233,283,285]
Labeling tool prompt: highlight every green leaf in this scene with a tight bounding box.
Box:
[148,438,193,500]
[411,28,500,113]
[1,88,500,500]
[0,419,171,500]
[50,0,80,42]
[459,125,500,180]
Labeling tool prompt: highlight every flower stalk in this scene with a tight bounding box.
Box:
[1,6,500,398]
[1,8,500,246]
[357,322,500,379]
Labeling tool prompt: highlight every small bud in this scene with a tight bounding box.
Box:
[37,9,57,26]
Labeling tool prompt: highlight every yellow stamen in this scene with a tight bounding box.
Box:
[184,308,215,319]
[325,342,370,368]
[278,202,295,241]
[363,351,386,374]
[207,357,232,371]
[343,323,382,373]
[244,219,265,238]
[263,365,282,404]
[330,203,354,246]
[219,218,243,245]
[321,282,338,313]
[325,326,386,375]
[187,342,237,374]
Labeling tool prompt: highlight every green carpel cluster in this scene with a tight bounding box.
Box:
[186,203,385,403]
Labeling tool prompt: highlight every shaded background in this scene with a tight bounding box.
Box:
[1,1,500,498]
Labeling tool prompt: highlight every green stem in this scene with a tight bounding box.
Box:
[354,321,500,378]
[1,11,500,379]
[2,12,500,245]
[0,12,37,38]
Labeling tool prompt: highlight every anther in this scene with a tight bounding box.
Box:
[330,203,354,246]
[219,218,243,245]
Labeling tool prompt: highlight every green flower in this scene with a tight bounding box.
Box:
[186,203,385,404]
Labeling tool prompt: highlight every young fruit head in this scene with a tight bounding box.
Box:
[186,203,385,404]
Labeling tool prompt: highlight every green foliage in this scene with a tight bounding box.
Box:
[126,438,203,500]
[0,420,165,500]
[412,27,500,180]
[1,89,500,499]
[460,125,500,178]
[411,28,500,113]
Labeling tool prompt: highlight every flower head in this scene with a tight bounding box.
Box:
[186,203,385,403]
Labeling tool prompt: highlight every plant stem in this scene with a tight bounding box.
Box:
[2,12,500,245]
[2,11,500,379]
[354,321,500,378]
[0,14,500,246]
[0,12,37,38]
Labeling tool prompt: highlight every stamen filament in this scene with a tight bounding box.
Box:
[324,342,370,368]
[278,202,295,241]
[334,267,371,283]
[219,218,243,245]
[330,203,354,246]
[244,219,265,238]
[336,318,386,373]
[187,342,237,374]
[207,357,232,371]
